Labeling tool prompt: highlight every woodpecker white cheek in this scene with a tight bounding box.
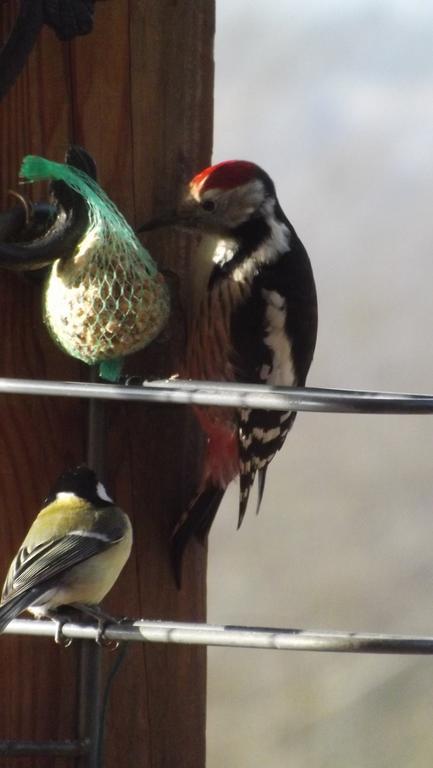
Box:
[212,239,236,267]
[207,179,266,230]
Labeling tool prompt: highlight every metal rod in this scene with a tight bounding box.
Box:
[0,377,431,414]
[78,642,102,768]
[77,367,105,768]
[5,618,433,655]
[0,739,87,756]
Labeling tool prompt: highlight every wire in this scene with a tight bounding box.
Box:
[96,644,129,768]
[0,376,432,413]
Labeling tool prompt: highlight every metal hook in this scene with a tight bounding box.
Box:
[6,189,32,226]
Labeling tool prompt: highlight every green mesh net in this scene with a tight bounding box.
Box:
[20,155,170,379]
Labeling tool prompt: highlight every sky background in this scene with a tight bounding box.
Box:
[207,3,433,766]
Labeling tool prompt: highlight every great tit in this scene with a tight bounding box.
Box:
[0,465,132,636]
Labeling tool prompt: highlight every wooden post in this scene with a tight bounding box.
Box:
[0,2,214,766]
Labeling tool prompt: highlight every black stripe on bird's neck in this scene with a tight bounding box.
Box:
[232,213,271,253]
[209,214,271,288]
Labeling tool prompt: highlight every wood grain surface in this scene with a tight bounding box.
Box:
[0,2,215,765]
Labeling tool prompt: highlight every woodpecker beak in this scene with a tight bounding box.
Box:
[137,211,179,233]
[138,196,203,233]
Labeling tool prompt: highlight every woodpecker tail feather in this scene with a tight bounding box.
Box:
[256,466,268,516]
[0,586,46,633]
[238,469,256,530]
[238,408,298,527]
[171,486,225,588]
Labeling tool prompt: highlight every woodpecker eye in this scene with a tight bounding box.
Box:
[201,199,215,212]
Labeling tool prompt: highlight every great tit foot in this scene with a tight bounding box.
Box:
[95,618,119,650]
[70,603,120,649]
[49,615,73,648]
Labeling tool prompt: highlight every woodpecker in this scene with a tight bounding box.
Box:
[140,160,317,583]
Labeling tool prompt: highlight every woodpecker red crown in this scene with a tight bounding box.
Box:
[191,160,258,194]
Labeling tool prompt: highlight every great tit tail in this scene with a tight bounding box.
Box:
[0,587,46,633]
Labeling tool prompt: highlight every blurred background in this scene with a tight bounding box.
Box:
[207,2,433,766]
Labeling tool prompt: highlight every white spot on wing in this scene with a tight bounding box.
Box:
[262,289,285,309]
[263,301,286,334]
[262,290,296,387]
[240,432,253,449]
[252,426,281,443]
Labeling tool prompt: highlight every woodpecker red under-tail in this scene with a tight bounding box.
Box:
[140,160,317,584]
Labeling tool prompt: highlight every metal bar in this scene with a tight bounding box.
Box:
[77,368,105,767]
[5,618,433,655]
[0,376,432,414]
[78,642,102,768]
[0,739,87,757]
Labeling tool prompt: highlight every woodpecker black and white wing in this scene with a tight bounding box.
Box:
[233,232,317,526]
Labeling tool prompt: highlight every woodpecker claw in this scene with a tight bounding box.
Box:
[120,374,145,386]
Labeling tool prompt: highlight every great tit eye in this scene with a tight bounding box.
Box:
[201,199,215,212]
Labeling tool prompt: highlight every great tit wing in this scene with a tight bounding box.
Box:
[2,527,123,603]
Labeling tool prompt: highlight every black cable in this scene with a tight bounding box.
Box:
[96,642,129,768]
